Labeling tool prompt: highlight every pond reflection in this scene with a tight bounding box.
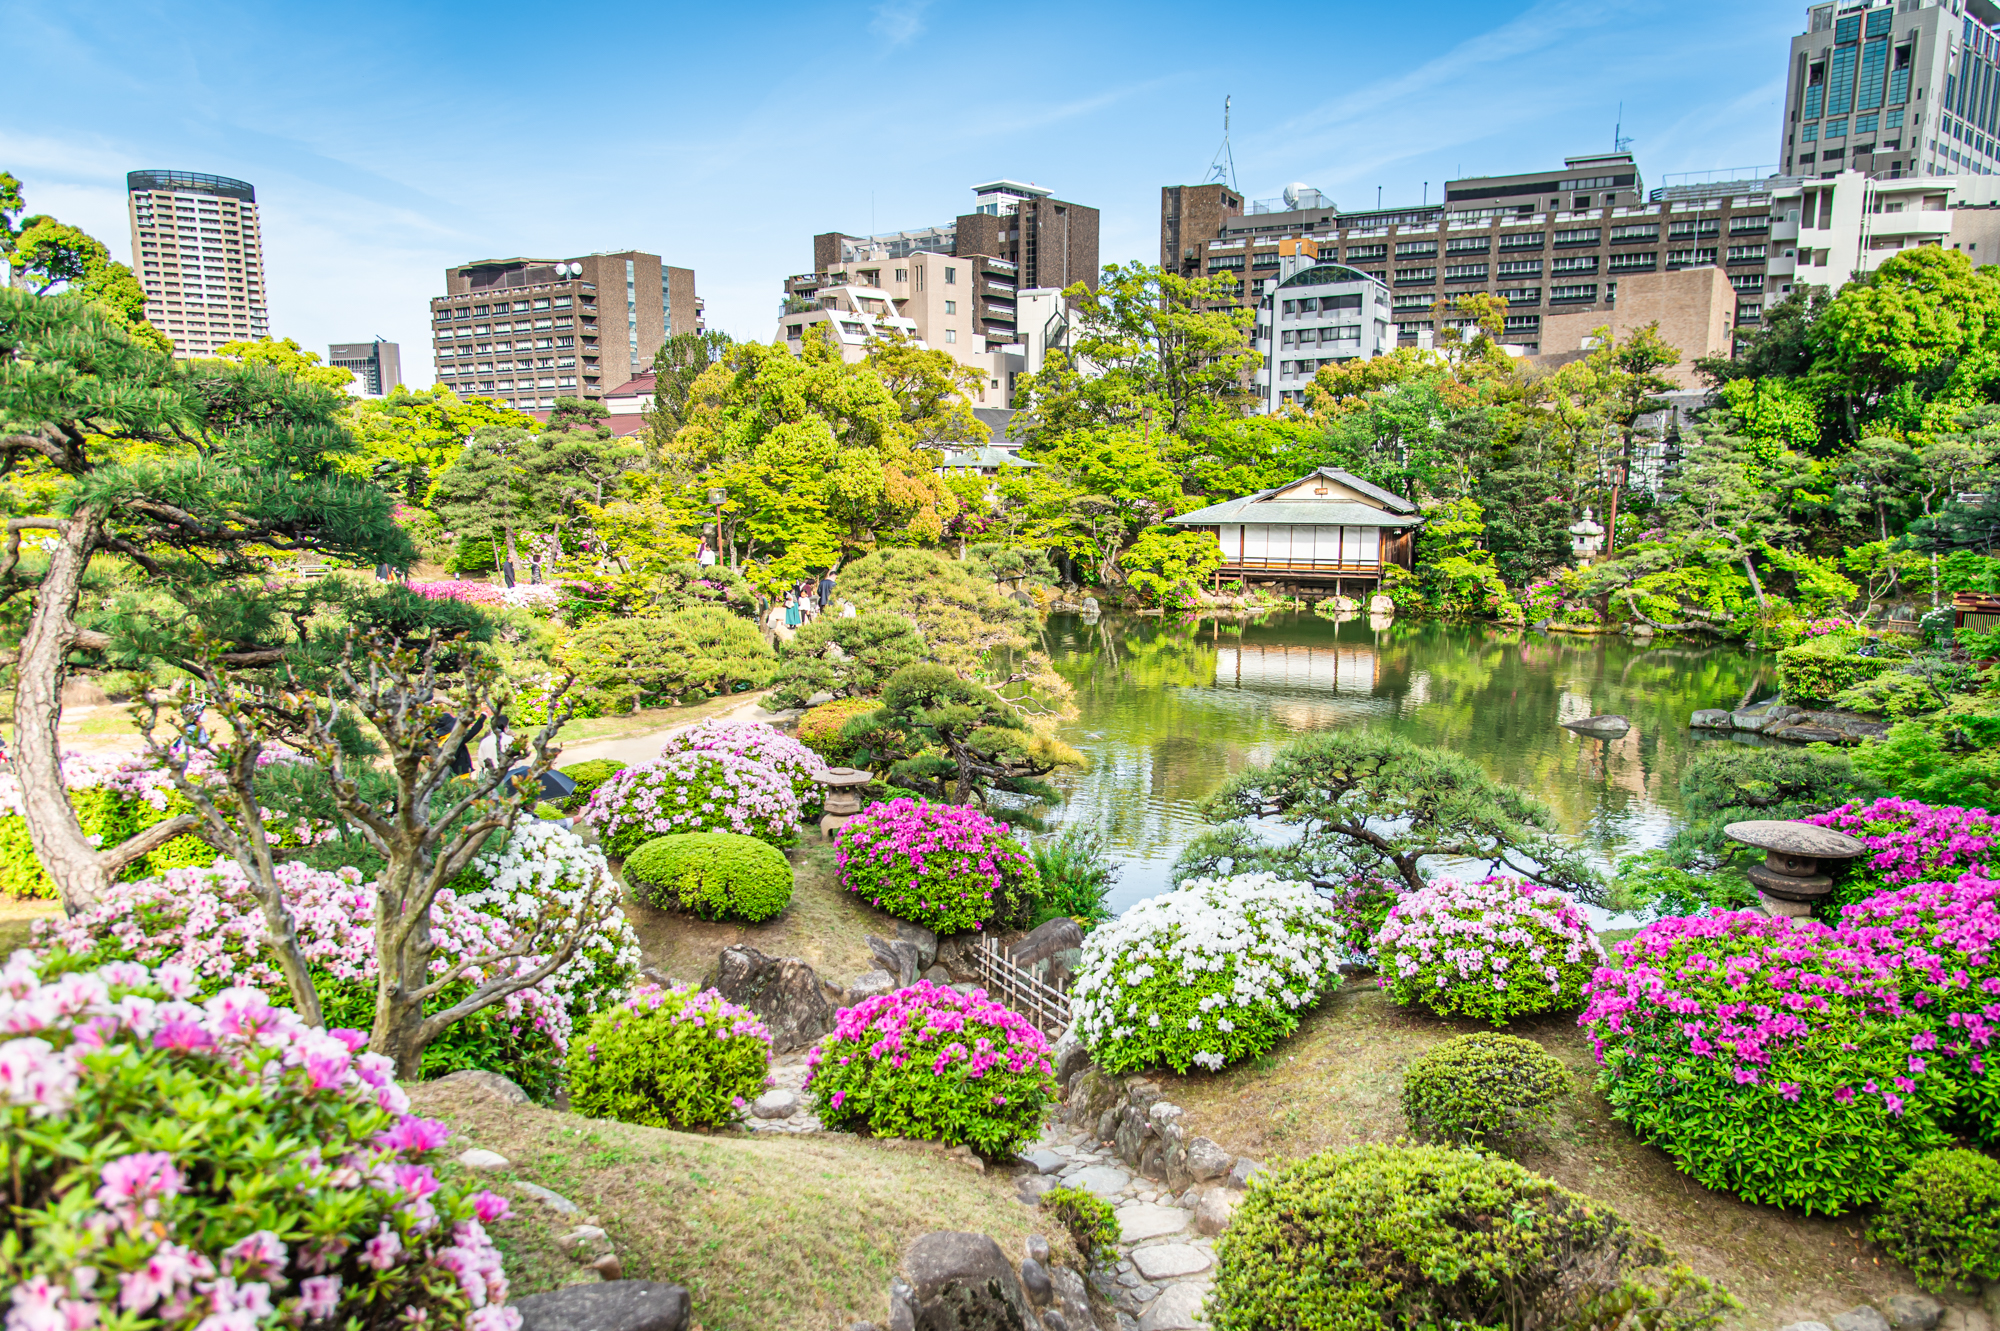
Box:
[1030,612,1772,914]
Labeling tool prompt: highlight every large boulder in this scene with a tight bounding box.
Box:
[869,934,924,987]
[432,1068,530,1104]
[892,1232,1037,1331]
[1562,714,1630,738]
[512,1282,691,1331]
[709,945,833,1052]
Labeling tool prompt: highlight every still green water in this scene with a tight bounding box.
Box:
[1033,612,1772,916]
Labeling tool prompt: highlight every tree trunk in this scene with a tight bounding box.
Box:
[372,857,435,1079]
[1742,554,1769,612]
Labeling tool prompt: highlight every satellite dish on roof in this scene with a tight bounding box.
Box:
[1283,182,1310,208]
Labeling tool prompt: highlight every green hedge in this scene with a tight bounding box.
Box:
[1868,1149,2000,1293]
[0,787,214,900]
[1777,642,1900,706]
[558,758,627,812]
[624,831,793,922]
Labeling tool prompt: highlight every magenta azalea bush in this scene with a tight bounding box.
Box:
[1805,798,2000,908]
[659,720,828,811]
[0,955,523,1331]
[804,980,1058,1156]
[1581,871,2000,1214]
[582,749,801,856]
[831,798,1040,933]
[567,982,772,1130]
[36,823,639,1098]
[1374,876,1605,1025]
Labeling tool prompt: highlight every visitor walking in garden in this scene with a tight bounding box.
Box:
[784,589,801,629]
[818,568,835,610]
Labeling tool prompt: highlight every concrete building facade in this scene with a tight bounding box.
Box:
[125,170,270,360]
[429,252,698,410]
[1257,245,1396,411]
[329,339,401,397]
[1537,267,1739,390]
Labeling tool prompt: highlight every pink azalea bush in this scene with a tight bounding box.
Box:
[1375,876,1605,1025]
[1805,798,2000,907]
[567,981,772,1130]
[804,980,1057,1155]
[0,954,522,1331]
[35,823,639,1099]
[660,720,828,810]
[582,749,801,856]
[831,799,1040,933]
[1580,871,2000,1214]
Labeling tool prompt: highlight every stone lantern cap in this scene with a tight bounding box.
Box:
[1722,820,1867,859]
[815,766,873,788]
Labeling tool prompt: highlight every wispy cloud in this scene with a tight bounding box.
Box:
[870,0,932,45]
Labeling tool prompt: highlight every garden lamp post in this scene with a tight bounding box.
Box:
[1568,509,1605,562]
[708,487,727,566]
[1723,820,1868,919]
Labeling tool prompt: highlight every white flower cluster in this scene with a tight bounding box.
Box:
[1072,873,1344,1072]
[462,821,642,1014]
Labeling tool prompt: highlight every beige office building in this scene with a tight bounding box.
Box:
[126,170,270,359]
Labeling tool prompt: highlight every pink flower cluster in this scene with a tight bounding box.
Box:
[583,981,773,1056]
[581,748,800,851]
[660,721,827,805]
[831,799,1034,933]
[0,955,520,1331]
[805,980,1053,1082]
[407,581,572,610]
[1375,875,1604,1002]
[1805,798,2000,894]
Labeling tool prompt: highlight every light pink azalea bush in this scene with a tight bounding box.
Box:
[660,720,828,810]
[581,750,801,856]
[1374,875,1604,1025]
[0,954,523,1331]
[831,799,1040,933]
[804,980,1057,1155]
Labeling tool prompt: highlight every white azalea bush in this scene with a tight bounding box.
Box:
[1374,875,1605,1025]
[1071,873,1345,1074]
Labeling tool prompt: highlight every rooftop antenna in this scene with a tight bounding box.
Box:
[1206,95,1238,193]
[1614,102,1634,154]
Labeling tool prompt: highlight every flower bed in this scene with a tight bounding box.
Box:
[0,955,521,1331]
[1374,875,1603,1025]
[831,798,1039,933]
[660,719,827,810]
[568,981,772,1129]
[804,980,1057,1156]
[1581,871,2000,1213]
[1805,797,2000,907]
[37,822,638,1099]
[581,749,801,856]
[1071,873,1345,1074]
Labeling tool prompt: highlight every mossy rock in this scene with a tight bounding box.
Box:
[625,832,793,923]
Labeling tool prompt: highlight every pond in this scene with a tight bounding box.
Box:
[1031,611,1774,917]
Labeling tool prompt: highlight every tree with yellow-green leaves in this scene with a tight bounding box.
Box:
[210,338,358,392]
[346,385,537,505]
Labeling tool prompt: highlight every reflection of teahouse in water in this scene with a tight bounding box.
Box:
[1216,642,1378,693]
[1168,467,1421,591]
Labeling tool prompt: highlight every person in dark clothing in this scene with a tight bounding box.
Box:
[817,570,835,611]
[501,558,517,589]
[431,713,484,776]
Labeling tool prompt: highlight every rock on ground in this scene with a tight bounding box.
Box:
[432,1069,529,1103]
[510,1181,578,1214]
[1137,1281,1211,1331]
[1116,1203,1191,1243]
[511,1281,691,1331]
[1833,1309,1893,1331]
[710,945,833,1052]
[1067,1165,1130,1196]
[456,1148,509,1170]
[895,1231,1036,1331]
[1131,1244,1211,1281]
[1888,1296,1945,1331]
[751,1089,800,1119]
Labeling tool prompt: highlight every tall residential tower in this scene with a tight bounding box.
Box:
[125,170,270,359]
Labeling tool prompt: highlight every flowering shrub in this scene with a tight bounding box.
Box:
[624,832,793,922]
[1375,876,1604,1025]
[1040,1187,1119,1264]
[1868,1149,2000,1293]
[1071,873,1345,1074]
[567,982,772,1130]
[660,719,828,812]
[805,981,1057,1156]
[37,821,639,1099]
[408,580,577,610]
[0,955,522,1331]
[1805,797,2000,907]
[1402,1032,1571,1146]
[831,798,1039,933]
[1580,872,2000,1214]
[582,749,800,856]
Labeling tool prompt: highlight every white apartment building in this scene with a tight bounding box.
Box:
[1254,242,1396,412]
[1761,169,2000,297]
[125,170,270,359]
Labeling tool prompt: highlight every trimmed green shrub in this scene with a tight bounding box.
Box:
[558,758,627,812]
[804,980,1058,1156]
[1041,1186,1119,1264]
[1402,1033,1571,1146]
[1777,639,1901,705]
[797,696,883,766]
[767,612,930,709]
[624,832,793,922]
[1375,876,1604,1025]
[567,982,774,1130]
[0,780,215,900]
[1868,1149,2000,1293]
[1207,1145,1737,1331]
[561,606,776,712]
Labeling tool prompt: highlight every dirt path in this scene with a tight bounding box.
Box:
[556,694,796,772]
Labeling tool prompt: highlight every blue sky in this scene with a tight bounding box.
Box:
[5,0,1799,387]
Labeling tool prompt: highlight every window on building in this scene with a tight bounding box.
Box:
[945,300,956,314]
[896,268,907,282]
[945,268,956,284]
[945,329,957,343]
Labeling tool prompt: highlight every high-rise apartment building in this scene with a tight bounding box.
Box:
[125,170,270,359]
[1778,0,1984,181]
[329,339,402,397]
[429,252,699,410]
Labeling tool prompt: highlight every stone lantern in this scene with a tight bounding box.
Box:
[814,766,874,839]
[1723,820,1868,919]
[1568,509,1605,561]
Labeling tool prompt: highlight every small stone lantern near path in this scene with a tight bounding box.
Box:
[815,767,874,839]
[1723,820,1869,919]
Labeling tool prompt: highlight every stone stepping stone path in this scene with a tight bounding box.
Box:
[741,1053,822,1135]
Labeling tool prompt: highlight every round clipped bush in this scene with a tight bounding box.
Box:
[1041,1186,1119,1265]
[567,981,773,1129]
[1,955,522,1330]
[558,757,628,811]
[1208,1144,1737,1331]
[625,831,793,922]
[582,748,801,856]
[660,719,828,810]
[1868,1149,2000,1293]
[831,798,1040,933]
[1072,873,1345,1074]
[796,696,882,766]
[1374,875,1604,1025]
[1402,1032,1571,1146]
[804,980,1057,1156]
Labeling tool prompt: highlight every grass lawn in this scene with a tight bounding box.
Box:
[556,692,767,747]
[621,842,889,990]
[1152,982,1950,1329]
[414,1078,1063,1331]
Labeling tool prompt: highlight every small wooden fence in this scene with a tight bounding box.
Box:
[973,934,1072,1038]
